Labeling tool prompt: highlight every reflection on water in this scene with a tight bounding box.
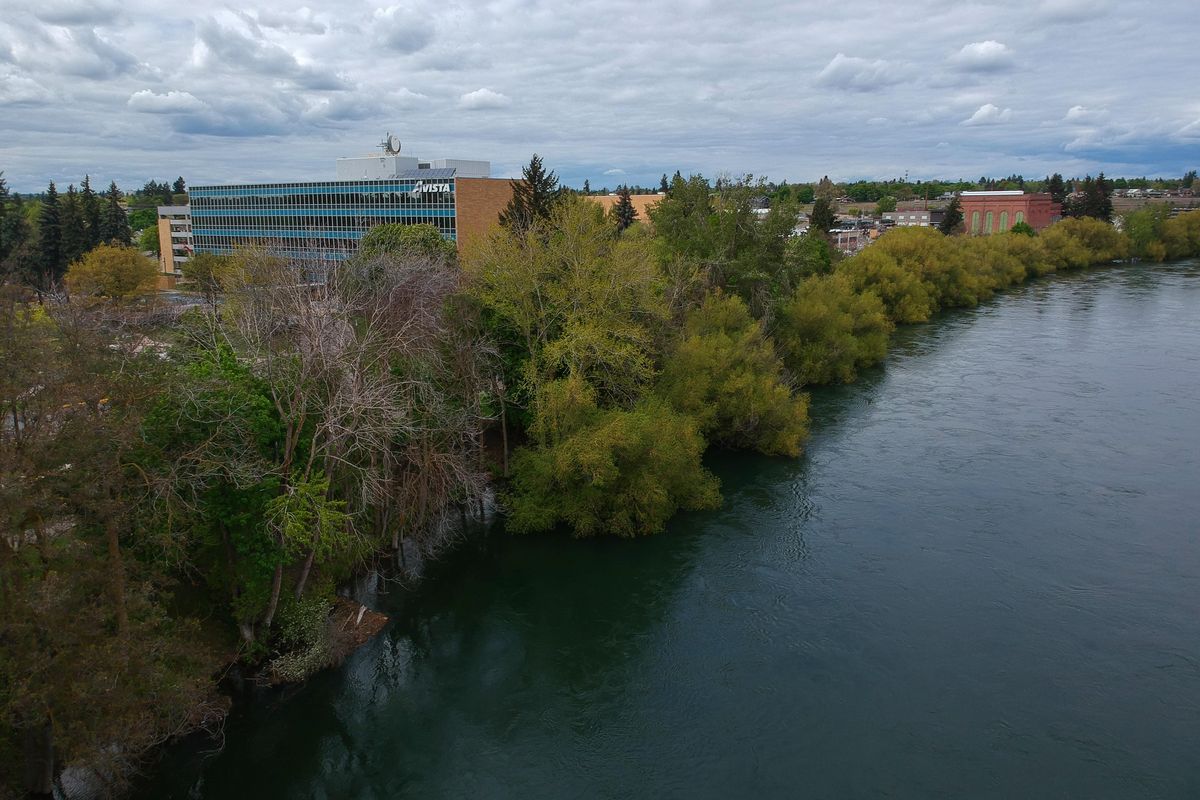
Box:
[137,262,1200,799]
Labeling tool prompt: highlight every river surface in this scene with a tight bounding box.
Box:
[138,261,1200,799]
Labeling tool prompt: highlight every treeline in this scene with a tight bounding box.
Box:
[0,172,133,292]
[3,157,1200,797]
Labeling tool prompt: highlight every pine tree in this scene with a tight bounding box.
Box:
[0,172,8,264]
[100,181,131,245]
[499,154,561,232]
[583,179,591,195]
[809,197,836,236]
[938,196,964,235]
[1046,173,1066,206]
[1091,172,1113,221]
[816,175,837,204]
[660,174,669,194]
[81,175,102,250]
[60,185,87,266]
[612,185,637,232]
[39,181,62,286]
[172,176,186,194]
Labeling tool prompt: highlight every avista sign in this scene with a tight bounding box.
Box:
[409,182,451,196]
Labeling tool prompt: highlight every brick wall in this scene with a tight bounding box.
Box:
[455,178,514,250]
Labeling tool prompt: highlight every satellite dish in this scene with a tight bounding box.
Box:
[383,133,401,155]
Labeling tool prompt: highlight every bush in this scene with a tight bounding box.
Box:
[66,243,157,299]
[775,273,893,385]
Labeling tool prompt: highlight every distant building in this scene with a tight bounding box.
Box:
[188,137,513,265]
[882,210,933,227]
[958,191,1061,234]
[589,193,665,220]
[156,205,191,289]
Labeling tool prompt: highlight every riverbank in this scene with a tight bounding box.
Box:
[133,259,1200,799]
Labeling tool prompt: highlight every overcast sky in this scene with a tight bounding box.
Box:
[1,0,1197,192]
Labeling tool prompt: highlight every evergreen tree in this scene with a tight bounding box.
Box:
[499,154,561,232]
[809,197,836,236]
[60,184,87,266]
[39,181,62,286]
[583,179,590,195]
[660,174,669,194]
[816,175,837,204]
[1183,170,1197,189]
[1046,173,1066,206]
[100,181,131,245]
[1090,172,1113,221]
[172,176,186,194]
[81,175,102,250]
[612,185,637,232]
[938,196,964,235]
[0,172,8,264]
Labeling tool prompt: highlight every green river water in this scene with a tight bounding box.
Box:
[138,260,1200,799]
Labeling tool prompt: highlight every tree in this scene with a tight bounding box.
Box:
[938,196,963,235]
[60,184,87,267]
[582,179,590,195]
[1009,220,1036,236]
[173,176,186,194]
[660,174,670,194]
[657,293,809,456]
[1046,173,1066,206]
[357,222,456,261]
[809,197,836,236]
[1183,170,1197,189]
[81,174,102,251]
[816,175,837,204]
[611,185,637,232]
[138,222,160,256]
[876,195,897,213]
[66,243,157,299]
[100,181,131,245]
[0,172,9,265]
[39,181,62,287]
[499,153,561,231]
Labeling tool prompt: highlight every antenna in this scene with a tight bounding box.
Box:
[379,132,401,156]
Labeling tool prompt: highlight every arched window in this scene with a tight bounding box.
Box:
[985,211,994,233]
[971,211,981,234]
[1015,211,1025,225]
[1000,211,1009,231]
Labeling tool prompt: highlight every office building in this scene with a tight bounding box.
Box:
[189,137,513,263]
[156,205,192,288]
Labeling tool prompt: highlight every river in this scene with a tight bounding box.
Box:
[137,261,1200,799]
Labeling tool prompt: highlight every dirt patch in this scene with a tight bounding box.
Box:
[330,596,389,654]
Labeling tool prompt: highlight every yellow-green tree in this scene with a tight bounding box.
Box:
[775,273,893,385]
[66,243,157,299]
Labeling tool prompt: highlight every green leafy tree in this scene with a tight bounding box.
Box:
[612,185,638,232]
[138,221,160,256]
[1008,220,1036,236]
[499,153,562,231]
[658,293,809,455]
[66,243,157,299]
[775,273,893,385]
[357,222,456,260]
[938,196,963,235]
[875,195,897,213]
[505,375,720,537]
[815,175,837,204]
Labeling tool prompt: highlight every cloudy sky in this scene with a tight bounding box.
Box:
[1,0,1197,191]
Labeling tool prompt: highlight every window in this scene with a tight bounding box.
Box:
[1015,211,1025,225]
[985,211,994,233]
[1000,211,1009,231]
[971,211,981,234]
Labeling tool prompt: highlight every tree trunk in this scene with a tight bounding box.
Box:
[499,393,510,478]
[293,545,317,601]
[105,517,128,639]
[23,717,54,799]
[261,562,284,632]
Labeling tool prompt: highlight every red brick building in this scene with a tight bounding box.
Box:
[959,191,1061,234]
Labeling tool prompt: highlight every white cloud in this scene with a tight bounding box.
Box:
[951,41,1014,72]
[127,89,207,113]
[459,87,510,110]
[961,103,1012,126]
[815,53,909,92]
[1064,105,1106,123]
[603,168,625,175]
[373,5,434,54]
